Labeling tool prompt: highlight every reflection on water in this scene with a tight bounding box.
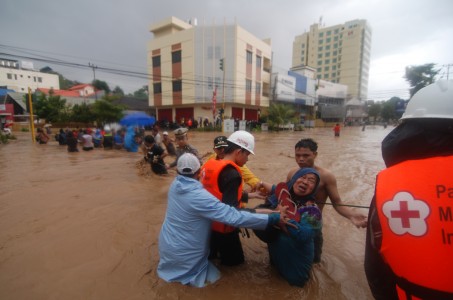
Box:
[0,126,391,299]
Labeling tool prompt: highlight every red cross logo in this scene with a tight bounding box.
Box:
[382,192,430,236]
[390,201,420,228]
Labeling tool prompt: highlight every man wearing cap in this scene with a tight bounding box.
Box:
[167,127,201,169]
[157,153,289,288]
[200,130,264,266]
[161,131,176,156]
[203,136,262,192]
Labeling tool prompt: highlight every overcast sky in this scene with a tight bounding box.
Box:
[1,0,452,101]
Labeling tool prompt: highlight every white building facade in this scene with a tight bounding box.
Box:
[0,58,60,93]
[292,19,371,101]
[147,17,272,125]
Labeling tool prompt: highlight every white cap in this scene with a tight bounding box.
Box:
[163,131,169,135]
[227,130,255,155]
[177,153,201,175]
[401,80,453,120]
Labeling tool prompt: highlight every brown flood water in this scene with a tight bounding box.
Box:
[0,126,392,299]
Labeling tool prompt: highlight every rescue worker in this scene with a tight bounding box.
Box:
[364,80,453,300]
[200,130,264,266]
[203,136,262,192]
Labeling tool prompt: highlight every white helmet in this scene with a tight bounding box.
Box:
[227,130,255,155]
[401,80,453,120]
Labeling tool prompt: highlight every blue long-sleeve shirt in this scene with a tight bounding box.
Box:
[157,175,270,287]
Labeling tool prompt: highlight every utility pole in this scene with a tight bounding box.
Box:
[219,58,226,132]
[88,62,98,100]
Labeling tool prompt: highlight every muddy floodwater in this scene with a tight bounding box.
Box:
[0,126,392,299]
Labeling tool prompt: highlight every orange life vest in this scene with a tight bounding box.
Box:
[375,155,453,299]
[200,159,243,233]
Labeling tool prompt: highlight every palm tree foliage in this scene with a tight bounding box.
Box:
[265,102,298,130]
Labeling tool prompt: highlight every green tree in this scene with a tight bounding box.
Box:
[380,97,403,122]
[71,103,95,123]
[368,103,381,123]
[131,85,149,99]
[91,96,125,126]
[112,86,124,96]
[404,63,439,97]
[92,79,111,95]
[33,89,67,122]
[265,103,297,130]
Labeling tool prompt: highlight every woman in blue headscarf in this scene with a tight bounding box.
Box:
[255,168,321,287]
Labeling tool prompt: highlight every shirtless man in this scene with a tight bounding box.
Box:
[285,138,367,262]
[286,138,368,227]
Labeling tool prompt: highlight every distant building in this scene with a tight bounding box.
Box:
[272,65,348,127]
[36,84,103,106]
[147,16,272,125]
[316,79,348,123]
[0,58,60,93]
[292,19,371,101]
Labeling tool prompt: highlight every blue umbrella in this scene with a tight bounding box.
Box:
[119,112,156,127]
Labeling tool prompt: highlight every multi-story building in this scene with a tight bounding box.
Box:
[0,58,60,93]
[292,19,371,101]
[147,17,272,125]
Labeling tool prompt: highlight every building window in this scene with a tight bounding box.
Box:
[207,46,221,59]
[327,30,331,36]
[325,52,330,57]
[317,60,322,66]
[152,56,161,68]
[324,59,330,64]
[33,76,36,82]
[317,67,322,73]
[172,80,182,92]
[172,50,181,64]
[319,32,324,38]
[246,51,252,64]
[324,74,329,79]
[256,82,261,94]
[324,66,330,71]
[332,73,336,78]
[325,45,331,50]
[334,36,339,41]
[7,73,12,79]
[318,46,323,51]
[332,65,337,70]
[153,82,162,94]
[256,55,262,68]
[334,29,339,34]
[301,43,305,48]
[318,53,323,59]
[246,79,252,92]
[333,50,337,56]
[326,37,331,43]
[38,77,42,83]
[319,39,323,44]
[332,58,337,63]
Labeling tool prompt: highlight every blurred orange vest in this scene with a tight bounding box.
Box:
[375,155,453,299]
[200,159,243,233]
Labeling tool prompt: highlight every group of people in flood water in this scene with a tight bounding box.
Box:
[29,80,453,299]
[156,81,453,299]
